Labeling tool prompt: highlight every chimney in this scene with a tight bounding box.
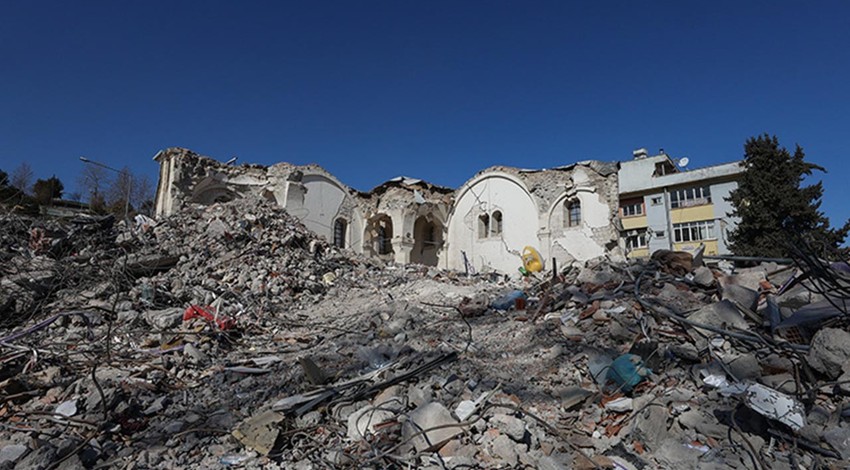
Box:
[632,148,648,159]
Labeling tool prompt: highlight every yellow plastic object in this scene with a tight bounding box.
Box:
[521,246,544,273]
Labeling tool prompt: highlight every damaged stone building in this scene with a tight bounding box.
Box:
[153,147,741,273]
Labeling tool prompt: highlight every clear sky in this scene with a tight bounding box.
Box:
[2,1,849,227]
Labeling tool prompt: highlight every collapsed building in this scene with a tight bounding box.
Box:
[153,147,741,273]
[5,158,850,468]
[154,148,623,274]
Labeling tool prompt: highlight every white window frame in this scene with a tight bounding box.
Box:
[673,220,716,243]
[625,230,647,249]
[621,202,643,217]
[670,185,712,209]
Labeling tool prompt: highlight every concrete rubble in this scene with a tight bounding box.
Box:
[2,195,850,468]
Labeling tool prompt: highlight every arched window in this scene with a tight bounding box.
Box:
[478,214,490,239]
[566,200,581,227]
[377,225,392,254]
[491,211,503,236]
[333,218,347,248]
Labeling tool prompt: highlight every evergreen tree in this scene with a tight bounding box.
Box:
[727,134,848,257]
[32,175,64,205]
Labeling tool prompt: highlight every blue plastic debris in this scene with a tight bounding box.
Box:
[606,354,652,392]
[491,290,526,310]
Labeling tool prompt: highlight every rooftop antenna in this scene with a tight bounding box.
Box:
[224,156,238,165]
[678,157,690,168]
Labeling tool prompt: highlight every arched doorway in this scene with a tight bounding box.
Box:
[410,216,442,266]
[365,214,394,257]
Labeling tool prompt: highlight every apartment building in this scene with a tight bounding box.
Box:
[617,149,744,258]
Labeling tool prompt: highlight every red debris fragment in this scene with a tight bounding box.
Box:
[183,305,236,330]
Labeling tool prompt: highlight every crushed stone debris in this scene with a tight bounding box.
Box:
[1,196,850,468]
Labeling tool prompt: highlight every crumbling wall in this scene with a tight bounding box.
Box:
[446,169,540,273]
[446,162,621,274]
[359,182,452,264]
[154,148,268,217]
[154,149,365,251]
[154,148,621,274]
[520,162,622,264]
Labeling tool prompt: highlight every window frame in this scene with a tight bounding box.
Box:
[670,185,712,209]
[490,211,503,236]
[478,213,490,239]
[620,201,644,217]
[333,218,347,248]
[672,220,716,243]
[565,199,581,228]
[625,230,647,250]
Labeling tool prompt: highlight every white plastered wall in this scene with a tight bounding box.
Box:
[446,172,539,274]
[546,189,609,263]
[284,174,348,242]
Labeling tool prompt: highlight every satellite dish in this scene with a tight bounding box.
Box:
[678,157,690,168]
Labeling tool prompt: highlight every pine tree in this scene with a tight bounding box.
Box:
[727,134,848,258]
[32,176,64,205]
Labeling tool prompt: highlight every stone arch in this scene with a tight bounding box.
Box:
[191,177,239,205]
[547,187,596,230]
[449,171,538,221]
[446,171,540,273]
[364,214,394,257]
[546,187,611,263]
[410,215,443,266]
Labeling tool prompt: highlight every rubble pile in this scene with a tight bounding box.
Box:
[124,197,362,314]
[2,202,850,469]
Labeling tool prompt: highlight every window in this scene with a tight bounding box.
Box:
[626,230,647,249]
[651,197,663,206]
[491,211,503,236]
[333,218,347,248]
[565,200,581,227]
[673,220,715,243]
[670,185,711,208]
[478,214,490,239]
[654,161,675,176]
[377,225,392,254]
[621,201,643,217]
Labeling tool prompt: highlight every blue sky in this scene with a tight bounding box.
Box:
[1,1,849,227]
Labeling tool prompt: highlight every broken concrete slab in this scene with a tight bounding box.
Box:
[401,402,462,452]
[347,405,395,441]
[727,354,762,381]
[630,397,669,451]
[677,409,726,439]
[722,284,759,311]
[806,328,850,379]
[232,411,285,456]
[0,445,28,466]
[822,426,850,460]
[653,439,703,468]
[692,266,715,287]
[604,397,633,413]
[686,299,750,351]
[143,307,183,330]
[489,434,519,465]
[721,270,766,291]
[489,413,526,441]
